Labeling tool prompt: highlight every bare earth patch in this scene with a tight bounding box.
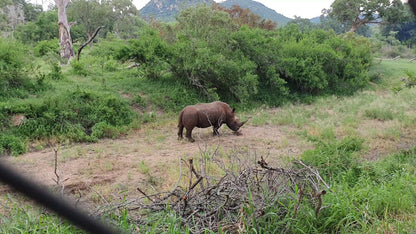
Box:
[0,121,311,211]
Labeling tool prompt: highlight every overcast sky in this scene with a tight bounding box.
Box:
[133,0,335,19]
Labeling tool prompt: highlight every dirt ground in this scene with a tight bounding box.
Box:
[0,121,312,211]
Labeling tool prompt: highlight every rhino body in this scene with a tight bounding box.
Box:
[177,101,247,142]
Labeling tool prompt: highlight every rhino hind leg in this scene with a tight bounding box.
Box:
[178,125,184,140]
[185,127,195,142]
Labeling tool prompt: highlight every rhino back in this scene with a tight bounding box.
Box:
[193,102,226,127]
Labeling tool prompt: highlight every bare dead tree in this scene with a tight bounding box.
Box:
[77,25,104,61]
[51,147,69,198]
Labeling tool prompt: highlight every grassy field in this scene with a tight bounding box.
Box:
[1,58,416,233]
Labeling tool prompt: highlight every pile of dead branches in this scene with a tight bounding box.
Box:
[95,150,330,232]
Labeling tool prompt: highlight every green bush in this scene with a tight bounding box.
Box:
[116,28,171,80]
[16,90,136,142]
[91,121,123,140]
[0,133,27,156]
[47,62,64,80]
[297,140,416,233]
[0,39,44,99]
[232,26,289,104]
[33,39,59,57]
[277,27,372,95]
[70,59,89,76]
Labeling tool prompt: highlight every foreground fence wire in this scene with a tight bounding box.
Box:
[0,161,120,234]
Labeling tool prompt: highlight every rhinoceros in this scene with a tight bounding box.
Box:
[177,101,248,142]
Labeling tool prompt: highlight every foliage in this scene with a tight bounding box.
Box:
[0,133,27,156]
[299,138,416,232]
[171,34,258,102]
[33,39,59,57]
[116,7,373,103]
[231,26,288,104]
[0,39,43,99]
[47,62,64,80]
[68,0,141,42]
[276,26,371,95]
[11,90,136,141]
[117,28,171,80]
[70,59,90,76]
[67,0,112,41]
[15,10,58,43]
[329,0,407,32]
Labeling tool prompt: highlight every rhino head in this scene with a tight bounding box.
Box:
[226,108,249,132]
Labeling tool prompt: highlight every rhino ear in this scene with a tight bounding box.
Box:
[232,108,235,113]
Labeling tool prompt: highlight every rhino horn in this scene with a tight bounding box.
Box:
[239,117,251,127]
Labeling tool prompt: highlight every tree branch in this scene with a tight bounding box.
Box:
[77,25,104,61]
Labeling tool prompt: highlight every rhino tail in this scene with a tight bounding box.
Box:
[178,110,184,128]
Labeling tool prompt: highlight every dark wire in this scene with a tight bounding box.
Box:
[0,161,120,234]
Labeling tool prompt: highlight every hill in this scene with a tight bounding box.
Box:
[139,0,214,22]
[139,0,293,25]
[219,0,292,26]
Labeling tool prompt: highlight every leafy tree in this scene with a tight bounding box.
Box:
[380,4,416,45]
[15,10,58,43]
[0,0,25,38]
[67,0,112,42]
[21,0,43,22]
[288,16,316,32]
[329,0,406,32]
[108,0,141,39]
[317,9,348,34]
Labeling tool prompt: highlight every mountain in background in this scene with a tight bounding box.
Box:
[139,0,293,25]
[139,0,214,22]
[219,0,292,26]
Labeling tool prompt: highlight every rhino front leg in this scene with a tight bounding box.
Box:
[185,127,195,142]
[212,122,222,136]
[213,126,220,136]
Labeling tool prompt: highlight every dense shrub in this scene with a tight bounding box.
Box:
[171,37,258,102]
[298,138,416,232]
[10,90,136,142]
[111,8,372,104]
[170,7,258,102]
[33,39,60,57]
[0,133,27,156]
[70,59,89,76]
[231,27,288,104]
[0,39,42,99]
[116,28,171,80]
[277,27,372,95]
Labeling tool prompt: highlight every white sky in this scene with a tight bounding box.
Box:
[30,0,335,19]
[133,0,336,19]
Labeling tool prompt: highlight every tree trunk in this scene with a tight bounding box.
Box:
[349,23,360,33]
[55,0,74,62]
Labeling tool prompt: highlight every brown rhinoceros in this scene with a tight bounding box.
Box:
[177,101,248,142]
